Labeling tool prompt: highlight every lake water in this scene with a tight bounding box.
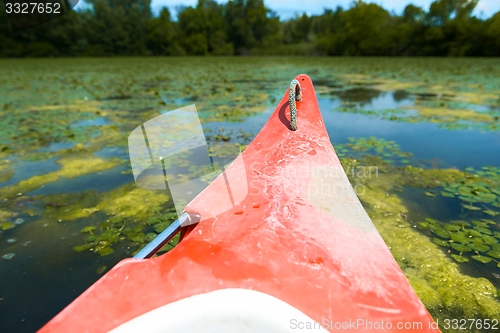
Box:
[0,57,499,332]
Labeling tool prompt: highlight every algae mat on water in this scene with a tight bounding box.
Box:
[336,138,500,327]
[1,57,500,332]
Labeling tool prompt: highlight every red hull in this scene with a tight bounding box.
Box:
[40,75,438,332]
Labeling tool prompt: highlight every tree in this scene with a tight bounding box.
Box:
[315,1,395,56]
[147,8,183,55]
[484,12,500,56]
[427,0,478,25]
[424,0,480,56]
[177,0,232,55]
[84,0,151,55]
[225,0,277,54]
[283,14,312,44]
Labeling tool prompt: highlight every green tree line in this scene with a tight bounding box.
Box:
[0,0,499,57]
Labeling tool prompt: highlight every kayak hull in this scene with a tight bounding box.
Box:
[40,75,438,332]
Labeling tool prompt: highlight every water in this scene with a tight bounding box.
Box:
[0,158,60,188]
[322,101,500,169]
[1,58,499,332]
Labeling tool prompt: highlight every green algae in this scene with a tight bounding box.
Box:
[42,182,175,256]
[338,137,500,258]
[0,154,123,198]
[335,137,411,166]
[337,138,500,326]
[0,168,14,184]
[43,182,170,222]
[350,105,500,132]
[1,222,15,230]
[0,102,104,157]
[413,106,495,123]
[332,71,500,131]
[348,164,500,324]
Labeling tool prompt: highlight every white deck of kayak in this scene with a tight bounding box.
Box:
[109,288,328,332]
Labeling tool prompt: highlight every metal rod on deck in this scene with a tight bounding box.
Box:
[133,212,200,259]
[133,213,184,259]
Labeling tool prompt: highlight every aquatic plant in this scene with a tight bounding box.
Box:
[336,135,500,327]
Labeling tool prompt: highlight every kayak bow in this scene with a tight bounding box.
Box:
[40,75,439,333]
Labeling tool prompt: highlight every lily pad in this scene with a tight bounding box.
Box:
[465,229,482,237]
[482,235,499,246]
[469,243,490,252]
[472,221,490,228]
[154,221,170,233]
[486,250,500,259]
[431,228,450,239]
[144,232,157,242]
[131,233,145,243]
[418,222,429,229]
[73,244,92,252]
[471,255,492,264]
[451,243,472,253]
[470,236,485,244]
[440,191,455,198]
[146,216,162,225]
[81,226,96,233]
[459,196,478,203]
[450,232,470,244]
[483,209,499,216]
[433,238,450,247]
[451,254,469,263]
[450,220,471,227]
[424,217,439,224]
[474,226,493,235]
[424,191,436,197]
[462,204,481,211]
[444,224,462,231]
[476,192,496,203]
[96,265,107,275]
[97,246,114,256]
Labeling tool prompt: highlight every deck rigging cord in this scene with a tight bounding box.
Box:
[289,79,303,131]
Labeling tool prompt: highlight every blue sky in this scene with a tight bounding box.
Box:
[74,0,500,19]
[148,0,499,19]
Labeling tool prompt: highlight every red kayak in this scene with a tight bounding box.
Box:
[40,75,439,332]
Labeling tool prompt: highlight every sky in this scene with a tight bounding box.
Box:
[146,0,500,19]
